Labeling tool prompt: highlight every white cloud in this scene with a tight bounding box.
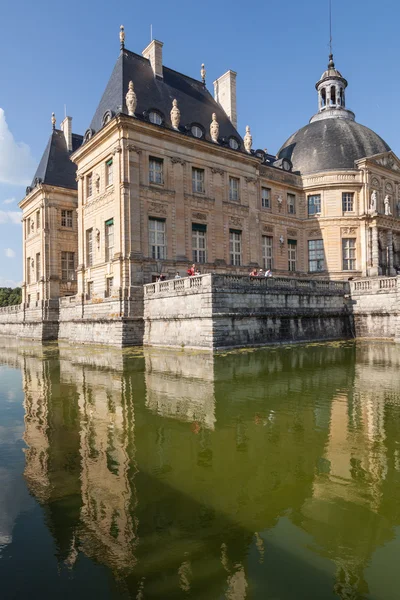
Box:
[3,198,15,205]
[4,248,15,258]
[0,211,21,225]
[0,108,36,186]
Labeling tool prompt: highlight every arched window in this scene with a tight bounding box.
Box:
[321,88,326,107]
[149,111,163,125]
[191,125,203,139]
[330,86,336,105]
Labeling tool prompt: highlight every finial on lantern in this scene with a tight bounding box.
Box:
[120,25,125,50]
[201,63,206,85]
[51,112,56,130]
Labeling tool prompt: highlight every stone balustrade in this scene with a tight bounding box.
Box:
[144,274,349,297]
[350,276,398,294]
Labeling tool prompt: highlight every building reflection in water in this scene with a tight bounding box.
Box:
[3,339,400,598]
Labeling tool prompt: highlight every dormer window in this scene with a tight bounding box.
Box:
[229,137,239,150]
[191,125,203,139]
[149,111,163,125]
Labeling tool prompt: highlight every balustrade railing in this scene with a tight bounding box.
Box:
[350,277,398,294]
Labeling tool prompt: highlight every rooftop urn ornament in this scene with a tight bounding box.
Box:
[370,189,378,213]
[120,25,125,50]
[210,113,219,143]
[244,125,252,153]
[125,81,137,117]
[201,63,206,85]
[51,112,56,130]
[384,194,392,216]
[170,99,180,130]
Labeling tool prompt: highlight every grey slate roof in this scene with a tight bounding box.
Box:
[89,49,243,146]
[278,118,391,175]
[30,130,83,190]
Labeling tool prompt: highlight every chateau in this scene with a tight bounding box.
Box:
[1,27,400,348]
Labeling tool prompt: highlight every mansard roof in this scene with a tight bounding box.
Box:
[89,49,243,145]
[30,130,83,191]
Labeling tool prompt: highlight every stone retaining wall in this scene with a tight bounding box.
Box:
[144,274,352,349]
[0,300,59,340]
[350,277,400,340]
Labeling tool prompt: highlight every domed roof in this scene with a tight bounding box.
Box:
[278,118,391,175]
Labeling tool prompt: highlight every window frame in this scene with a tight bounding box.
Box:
[308,239,325,272]
[105,219,114,262]
[86,228,93,267]
[342,237,356,271]
[149,156,164,185]
[287,193,296,215]
[262,235,273,270]
[288,239,297,272]
[106,276,114,298]
[149,111,163,125]
[35,252,41,282]
[342,192,354,213]
[229,176,240,202]
[36,210,40,229]
[192,167,205,194]
[191,124,204,139]
[61,251,75,282]
[229,229,242,266]
[87,174,93,198]
[106,158,114,187]
[192,223,207,264]
[148,217,166,260]
[307,194,321,217]
[61,209,73,228]
[261,187,271,209]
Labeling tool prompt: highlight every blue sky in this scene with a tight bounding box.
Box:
[0,0,399,285]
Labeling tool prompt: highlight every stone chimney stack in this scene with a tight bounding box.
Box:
[60,116,73,152]
[142,40,163,79]
[213,70,237,128]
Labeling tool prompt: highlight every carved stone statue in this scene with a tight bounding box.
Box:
[384,194,392,216]
[210,113,219,143]
[170,99,180,130]
[125,81,137,117]
[370,189,377,212]
[244,125,252,153]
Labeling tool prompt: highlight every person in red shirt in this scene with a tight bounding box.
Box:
[187,264,196,276]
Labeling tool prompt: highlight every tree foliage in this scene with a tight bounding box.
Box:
[0,287,22,307]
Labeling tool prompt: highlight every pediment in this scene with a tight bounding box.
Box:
[364,151,400,173]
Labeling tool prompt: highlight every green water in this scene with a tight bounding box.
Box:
[0,339,400,600]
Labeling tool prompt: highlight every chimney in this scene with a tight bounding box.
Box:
[142,40,163,79]
[213,70,237,128]
[60,116,73,152]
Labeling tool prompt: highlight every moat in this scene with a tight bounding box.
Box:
[0,339,399,600]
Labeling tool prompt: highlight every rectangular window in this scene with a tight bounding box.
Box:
[262,236,273,270]
[36,210,40,229]
[342,238,356,270]
[27,294,31,307]
[106,277,113,298]
[149,218,166,259]
[26,258,31,284]
[86,228,93,267]
[342,192,354,212]
[61,209,73,228]
[229,177,240,202]
[192,168,205,194]
[288,239,297,272]
[287,193,296,215]
[229,229,242,266]
[87,281,93,300]
[261,187,271,209]
[149,157,163,185]
[106,159,113,187]
[61,251,75,281]
[308,194,321,216]
[192,223,207,263]
[308,239,325,272]
[87,174,93,198]
[35,253,41,282]
[105,219,114,262]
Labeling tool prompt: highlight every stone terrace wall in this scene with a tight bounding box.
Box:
[350,277,400,340]
[58,287,144,347]
[143,274,351,350]
[0,300,59,340]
